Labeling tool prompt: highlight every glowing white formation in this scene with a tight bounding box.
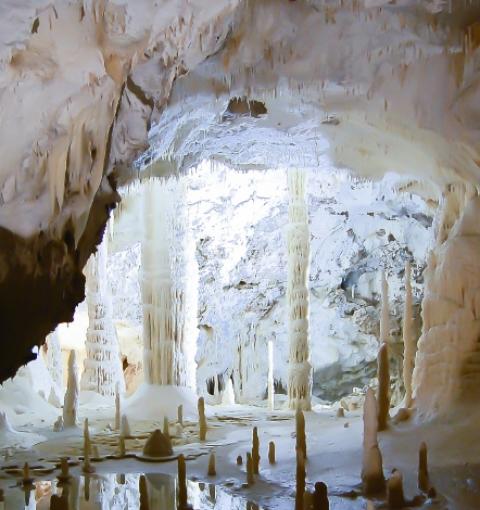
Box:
[267,339,274,411]
[46,330,63,407]
[402,261,415,408]
[81,233,125,397]
[286,169,312,411]
[380,271,391,345]
[141,177,197,387]
[63,350,79,428]
[221,378,235,406]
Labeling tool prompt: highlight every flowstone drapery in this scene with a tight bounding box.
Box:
[80,233,125,397]
[141,178,197,388]
[286,169,312,411]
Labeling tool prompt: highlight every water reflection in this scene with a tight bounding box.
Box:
[4,473,262,510]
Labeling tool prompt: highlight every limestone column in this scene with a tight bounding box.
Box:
[80,232,125,396]
[286,169,312,411]
[141,177,196,387]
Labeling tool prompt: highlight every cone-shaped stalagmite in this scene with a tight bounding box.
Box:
[82,419,95,473]
[296,449,306,510]
[377,342,390,431]
[142,429,173,457]
[198,397,207,441]
[361,388,385,495]
[207,451,216,476]
[387,470,406,509]
[120,414,131,438]
[63,350,79,428]
[252,427,260,474]
[268,441,276,464]
[296,409,307,460]
[418,442,430,492]
[403,261,415,408]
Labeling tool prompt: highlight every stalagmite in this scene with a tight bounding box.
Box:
[207,451,216,476]
[139,475,150,510]
[163,416,170,439]
[115,384,121,430]
[142,429,173,458]
[46,331,63,406]
[120,414,131,438]
[313,482,329,510]
[221,378,235,406]
[361,388,385,495]
[380,271,391,345]
[387,470,406,509]
[268,441,276,464]
[63,350,79,428]
[296,449,306,510]
[198,397,207,441]
[267,339,275,410]
[246,452,255,485]
[82,419,95,473]
[403,261,415,408]
[296,409,307,460]
[287,169,312,411]
[22,462,32,485]
[178,454,188,509]
[80,234,124,397]
[58,458,70,483]
[418,442,430,492]
[252,427,260,474]
[118,436,126,458]
[237,455,243,466]
[177,405,183,426]
[377,342,390,431]
[141,178,197,388]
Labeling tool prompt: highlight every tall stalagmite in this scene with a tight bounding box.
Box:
[63,350,79,428]
[403,261,415,408]
[80,233,124,397]
[377,342,390,431]
[141,178,197,387]
[380,271,390,345]
[287,169,312,411]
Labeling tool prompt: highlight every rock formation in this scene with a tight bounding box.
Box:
[287,169,312,411]
[418,442,430,492]
[198,397,207,441]
[402,261,415,408]
[46,331,63,406]
[63,350,79,428]
[268,441,276,464]
[252,427,260,475]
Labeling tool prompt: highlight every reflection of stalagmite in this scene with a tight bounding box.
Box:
[361,388,385,495]
[81,234,124,397]
[178,454,188,509]
[141,178,197,388]
[252,427,260,474]
[139,475,150,510]
[377,343,390,431]
[268,441,276,464]
[63,350,79,428]
[287,169,312,411]
[403,261,415,408]
[418,442,430,492]
[387,470,405,508]
[198,397,207,441]
[296,409,307,460]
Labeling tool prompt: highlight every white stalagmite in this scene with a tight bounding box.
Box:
[403,261,415,408]
[380,270,390,345]
[80,232,125,397]
[46,330,63,406]
[286,169,312,411]
[141,177,197,387]
[63,350,79,428]
[267,339,275,410]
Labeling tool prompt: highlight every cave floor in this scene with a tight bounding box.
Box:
[0,400,479,509]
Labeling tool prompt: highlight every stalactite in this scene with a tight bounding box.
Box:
[296,409,307,460]
[287,168,312,411]
[361,388,385,495]
[81,233,124,397]
[403,261,415,408]
[141,177,197,388]
[267,339,275,410]
[252,427,260,474]
[377,342,390,431]
[46,330,63,406]
[63,350,79,428]
[198,397,207,441]
[268,441,276,464]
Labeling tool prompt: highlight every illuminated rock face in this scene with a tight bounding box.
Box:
[414,186,480,418]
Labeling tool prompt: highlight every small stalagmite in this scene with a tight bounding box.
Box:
[377,342,390,431]
[252,427,260,474]
[163,416,170,440]
[178,404,183,426]
[296,409,307,460]
[387,470,406,509]
[118,436,126,458]
[178,454,188,509]
[207,451,216,476]
[268,441,276,464]
[361,388,385,495]
[82,418,95,473]
[58,458,70,482]
[198,397,207,441]
[313,482,329,510]
[237,455,243,466]
[418,442,430,492]
[246,452,255,485]
[139,475,150,510]
[120,414,132,438]
[296,449,306,510]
